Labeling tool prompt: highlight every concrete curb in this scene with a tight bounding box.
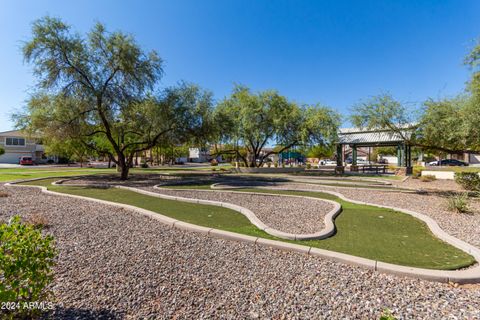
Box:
[151,185,342,241]
[53,180,341,241]
[211,182,480,284]
[6,178,480,284]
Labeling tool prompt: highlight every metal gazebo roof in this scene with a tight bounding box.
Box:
[338,128,413,146]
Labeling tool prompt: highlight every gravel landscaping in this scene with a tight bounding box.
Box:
[148,188,333,235]
[61,176,334,235]
[392,177,464,192]
[1,184,480,319]
[239,182,480,249]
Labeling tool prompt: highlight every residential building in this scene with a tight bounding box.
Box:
[0,130,56,164]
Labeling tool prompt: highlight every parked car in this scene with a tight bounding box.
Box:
[324,160,337,165]
[428,159,468,166]
[19,156,34,165]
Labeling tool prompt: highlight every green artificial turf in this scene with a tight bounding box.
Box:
[20,178,476,270]
[0,168,115,182]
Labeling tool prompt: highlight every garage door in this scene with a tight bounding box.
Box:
[0,152,30,164]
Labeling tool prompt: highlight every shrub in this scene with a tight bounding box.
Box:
[210,159,218,166]
[306,163,312,169]
[412,166,424,179]
[454,172,480,191]
[274,162,278,168]
[0,216,56,318]
[141,162,149,168]
[380,309,397,320]
[447,192,470,213]
[419,174,436,182]
[266,162,272,168]
[25,212,49,229]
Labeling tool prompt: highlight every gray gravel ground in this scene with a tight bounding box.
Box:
[145,188,332,235]
[392,177,464,191]
[245,182,480,249]
[1,184,480,319]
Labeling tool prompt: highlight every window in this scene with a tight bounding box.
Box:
[5,137,25,146]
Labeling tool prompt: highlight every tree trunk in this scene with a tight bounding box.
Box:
[120,164,129,180]
[117,152,130,180]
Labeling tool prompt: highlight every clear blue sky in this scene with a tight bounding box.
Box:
[0,0,479,131]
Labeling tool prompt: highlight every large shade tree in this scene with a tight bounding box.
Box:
[350,93,480,154]
[214,86,340,167]
[16,17,212,179]
[349,39,480,156]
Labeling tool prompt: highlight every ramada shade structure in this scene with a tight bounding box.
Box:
[336,127,414,174]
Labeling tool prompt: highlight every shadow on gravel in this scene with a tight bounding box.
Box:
[65,173,291,188]
[43,307,123,319]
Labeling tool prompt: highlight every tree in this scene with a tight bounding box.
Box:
[17,17,212,179]
[42,137,93,167]
[350,93,480,154]
[350,93,417,139]
[215,86,340,167]
[303,145,335,159]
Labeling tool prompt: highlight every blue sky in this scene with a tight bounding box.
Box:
[0,0,479,131]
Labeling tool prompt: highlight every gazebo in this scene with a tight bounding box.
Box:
[335,127,413,174]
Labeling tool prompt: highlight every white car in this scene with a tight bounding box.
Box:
[323,160,337,165]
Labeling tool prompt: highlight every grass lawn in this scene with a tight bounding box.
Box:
[19,178,476,270]
[0,164,231,182]
[0,167,115,182]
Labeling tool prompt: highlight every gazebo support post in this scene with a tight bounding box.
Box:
[405,144,413,175]
[350,145,358,172]
[335,144,344,174]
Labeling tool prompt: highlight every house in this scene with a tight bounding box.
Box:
[0,130,56,164]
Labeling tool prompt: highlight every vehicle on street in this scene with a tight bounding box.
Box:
[19,156,34,165]
[428,159,468,166]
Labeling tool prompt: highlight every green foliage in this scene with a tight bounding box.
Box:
[418,96,476,153]
[419,174,436,182]
[454,172,480,191]
[16,17,213,180]
[412,166,424,178]
[304,144,335,159]
[306,163,312,169]
[215,85,340,167]
[0,146,4,156]
[380,309,397,320]
[0,216,56,318]
[350,93,415,130]
[376,146,397,156]
[447,192,470,214]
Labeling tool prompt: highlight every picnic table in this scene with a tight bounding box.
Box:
[359,164,388,174]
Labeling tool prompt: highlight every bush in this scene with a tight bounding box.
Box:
[454,172,480,191]
[419,174,436,182]
[306,163,312,169]
[25,212,49,229]
[210,159,218,166]
[274,162,278,168]
[447,192,470,213]
[412,166,424,179]
[0,216,56,318]
[266,162,272,168]
[380,309,397,320]
[141,162,149,168]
